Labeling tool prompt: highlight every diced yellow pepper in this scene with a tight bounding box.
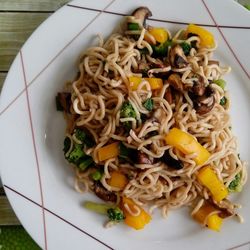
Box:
[97,142,119,161]
[192,203,223,232]
[145,78,163,90]
[128,76,163,91]
[108,171,128,189]
[187,24,215,48]
[148,27,168,43]
[128,76,143,91]
[207,214,223,232]
[121,197,151,230]
[165,128,210,165]
[197,166,228,202]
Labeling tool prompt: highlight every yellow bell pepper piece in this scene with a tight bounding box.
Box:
[197,166,228,202]
[207,214,223,232]
[108,171,128,189]
[121,197,151,230]
[165,128,210,165]
[128,76,163,91]
[146,77,163,90]
[148,27,168,43]
[97,142,119,161]
[192,203,223,232]
[187,24,215,48]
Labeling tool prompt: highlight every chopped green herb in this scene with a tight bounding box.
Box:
[138,48,149,55]
[213,79,226,90]
[143,98,154,111]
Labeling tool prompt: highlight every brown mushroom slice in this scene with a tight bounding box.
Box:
[167,73,184,92]
[169,44,188,69]
[164,86,173,104]
[132,7,152,27]
[208,60,219,66]
[192,76,206,96]
[93,182,117,202]
[194,87,215,115]
[211,199,236,218]
[137,151,153,164]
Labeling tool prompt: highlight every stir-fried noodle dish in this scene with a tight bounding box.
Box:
[56,7,247,231]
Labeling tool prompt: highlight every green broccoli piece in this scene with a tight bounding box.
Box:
[120,101,137,131]
[228,173,242,192]
[143,98,154,111]
[74,128,86,142]
[90,169,103,181]
[83,201,125,222]
[73,128,95,147]
[107,207,125,221]
[152,40,172,57]
[128,23,140,30]
[213,79,226,90]
[67,144,85,164]
[63,137,71,154]
[220,96,227,106]
[84,201,114,215]
[180,42,191,56]
[78,156,94,171]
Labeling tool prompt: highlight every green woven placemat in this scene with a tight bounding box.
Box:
[0,226,41,250]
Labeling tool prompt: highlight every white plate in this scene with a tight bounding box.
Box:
[0,0,250,249]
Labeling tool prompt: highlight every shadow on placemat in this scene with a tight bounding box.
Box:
[0,226,41,250]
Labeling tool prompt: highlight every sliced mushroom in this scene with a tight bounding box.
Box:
[192,76,206,96]
[93,182,117,202]
[208,60,219,66]
[56,92,71,112]
[167,73,184,92]
[132,7,152,27]
[164,86,173,104]
[211,199,236,218]
[161,150,183,170]
[169,44,188,69]
[193,87,215,115]
[137,151,153,164]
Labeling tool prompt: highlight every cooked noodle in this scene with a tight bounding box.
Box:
[59,8,247,229]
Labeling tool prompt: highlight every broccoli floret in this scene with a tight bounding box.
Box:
[107,207,125,221]
[152,40,172,57]
[228,173,242,192]
[120,101,137,131]
[63,137,71,154]
[74,128,86,142]
[180,42,191,56]
[83,201,125,222]
[78,157,94,171]
[128,23,140,30]
[143,98,154,111]
[213,79,226,90]
[67,144,85,164]
[90,169,103,181]
[73,128,95,147]
[220,96,227,106]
